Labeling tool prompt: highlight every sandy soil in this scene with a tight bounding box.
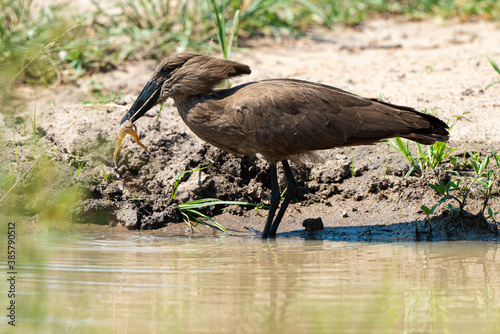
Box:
[16,18,500,240]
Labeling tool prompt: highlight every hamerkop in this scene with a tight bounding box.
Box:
[120,53,449,239]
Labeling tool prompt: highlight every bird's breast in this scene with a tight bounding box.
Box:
[173,95,256,156]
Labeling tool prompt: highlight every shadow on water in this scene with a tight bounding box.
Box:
[279,218,500,242]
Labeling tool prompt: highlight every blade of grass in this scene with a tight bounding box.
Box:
[226,9,240,59]
[210,0,227,58]
[489,146,500,169]
[179,198,258,210]
[170,164,211,203]
[487,56,500,74]
[183,208,228,233]
[181,211,203,234]
[486,56,500,89]
[0,175,17,186]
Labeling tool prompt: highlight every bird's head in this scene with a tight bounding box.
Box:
[120,53,251,125]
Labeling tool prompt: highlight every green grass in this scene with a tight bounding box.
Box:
[170,165,259,233]
[387,135,456,178]
[310,0,500,24]
[486,56,500,89]
[3,0,500,89]
[0,0,69,86]
[420,148,500,224]
[210,0,240,59]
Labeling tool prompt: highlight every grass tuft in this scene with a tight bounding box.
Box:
[170,165,259,233]
[387,135,456,178]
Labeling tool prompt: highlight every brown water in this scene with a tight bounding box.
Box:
[2,233,500,333]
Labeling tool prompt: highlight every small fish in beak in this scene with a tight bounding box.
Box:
[113,120,149,169]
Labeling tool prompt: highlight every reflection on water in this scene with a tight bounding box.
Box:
[1,233,500,333]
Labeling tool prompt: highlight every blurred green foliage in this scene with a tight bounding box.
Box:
[2,0,500,89]
[0,149,86,231]
[0,0,71,87]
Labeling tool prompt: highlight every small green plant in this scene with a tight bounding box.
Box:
[449,152,472,171]
[128,192,146,203]
[423,139,457,170]
[76,161,85,181]
[485,207,498,222]
[485,56,500,90]
[179,198,245,233]
[425,62,437,72]
[387,137,419,177]
[477,148,500,217]
[451,111,471,122]
[350,159,355,176]
[90,80,104,94]
[423,148,500,221]
[155,103,166,122]
[102,167,115,183]
[170,164,258,233]
[170,165,211,202]
[68,159,86,181]
[388,131,456,178]
[428,180,468,216]
[421,203,438,219]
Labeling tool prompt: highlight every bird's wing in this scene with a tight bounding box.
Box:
[228,79,428,158]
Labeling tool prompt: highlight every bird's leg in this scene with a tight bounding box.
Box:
[262,164,280,239]
[269,160,297,238]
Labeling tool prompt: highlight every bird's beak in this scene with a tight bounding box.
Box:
[120,80,163,125]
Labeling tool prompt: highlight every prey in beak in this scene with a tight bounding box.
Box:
[114,79,162,168]
[113,120,150,169]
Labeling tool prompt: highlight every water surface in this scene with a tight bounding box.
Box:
[1,233,499,333]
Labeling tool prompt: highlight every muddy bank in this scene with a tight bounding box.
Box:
[83,134,500,241]
[7,18,500,241]
[34,95,499,241]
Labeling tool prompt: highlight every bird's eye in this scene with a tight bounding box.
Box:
[161,67,170,73]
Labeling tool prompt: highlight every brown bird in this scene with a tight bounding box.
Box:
[120,53,449,239]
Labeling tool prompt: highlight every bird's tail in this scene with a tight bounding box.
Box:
[373,99,450,145]
[399,113,449,145]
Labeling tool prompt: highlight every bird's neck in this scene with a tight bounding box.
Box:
[172,95,200,122]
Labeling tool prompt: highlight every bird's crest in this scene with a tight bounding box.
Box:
[155,53,251,97]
